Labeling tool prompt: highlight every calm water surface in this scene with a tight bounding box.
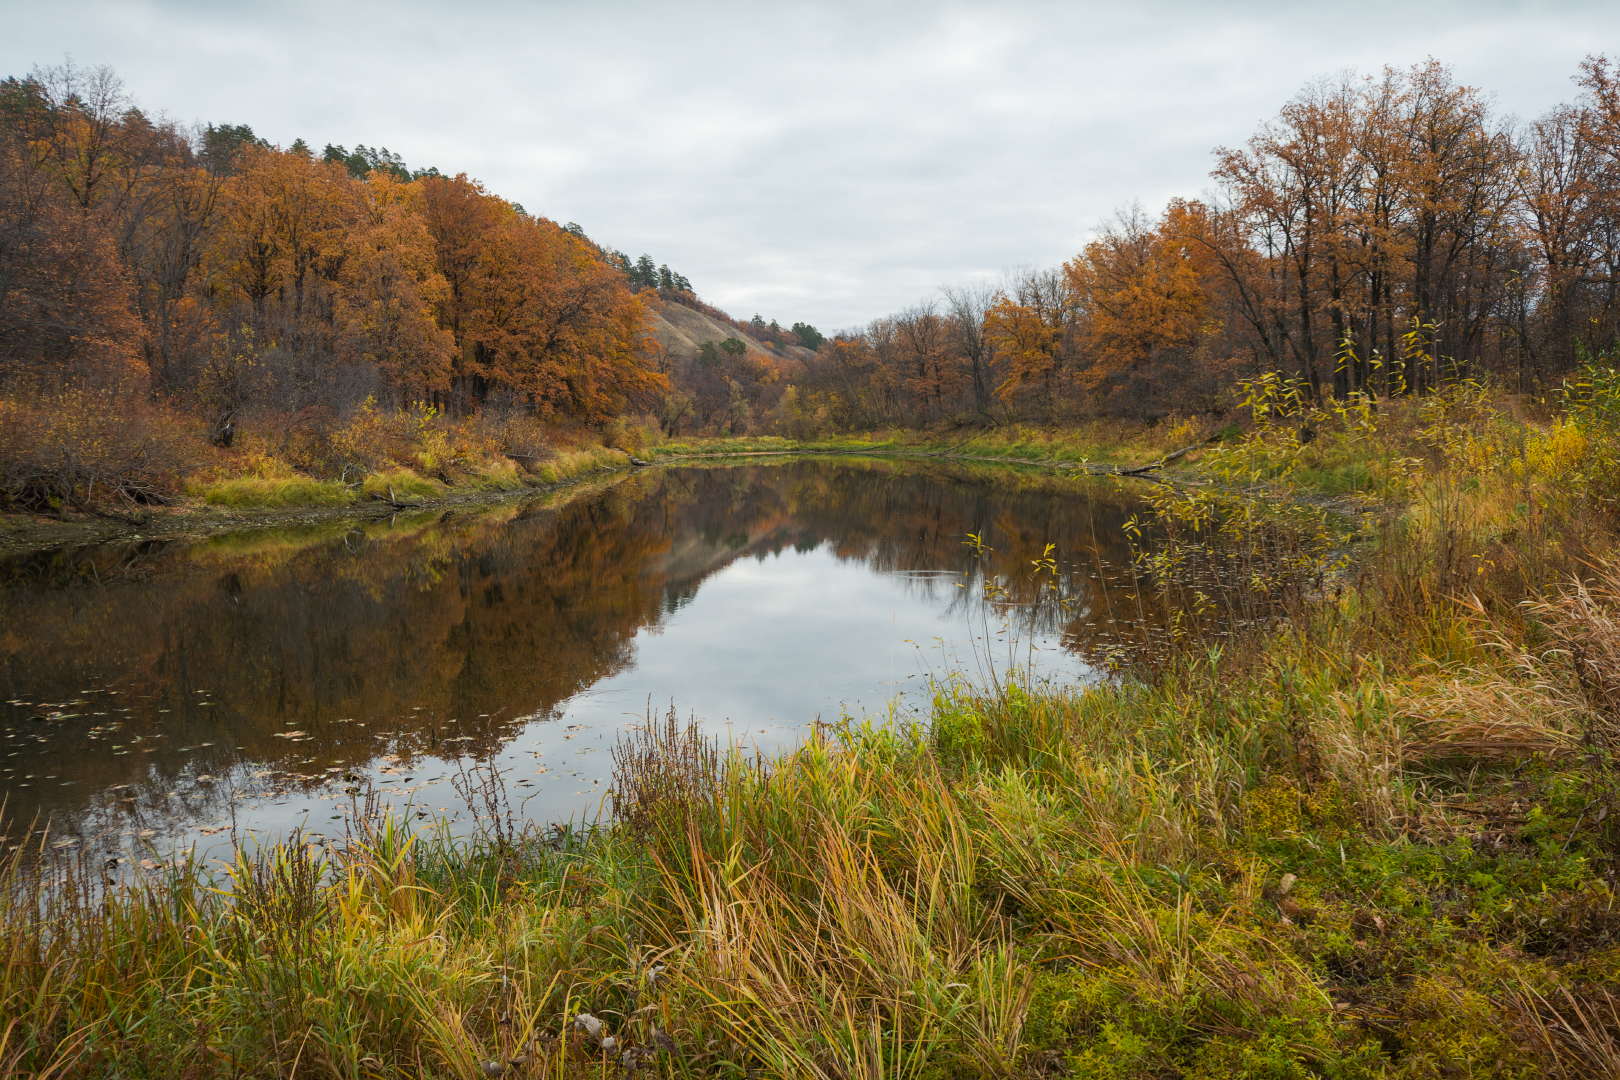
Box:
[1,458,1170,864]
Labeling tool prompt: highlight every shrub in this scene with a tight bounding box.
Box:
[0,386,188,514]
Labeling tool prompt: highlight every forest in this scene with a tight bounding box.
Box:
[3,55,1620,515]
[0,61,821,516]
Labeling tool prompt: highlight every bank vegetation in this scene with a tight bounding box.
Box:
[5,352,1620,1076]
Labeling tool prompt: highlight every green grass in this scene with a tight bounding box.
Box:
[194,475,354,508]
[184,450,618,515]
[651,421,1206,469]
[650,433,897,457]
[468,460,525,491]
[524,445,630,485]
[359,467,446,500]
[8,609,1616,1077]
[1292,460,1375,496]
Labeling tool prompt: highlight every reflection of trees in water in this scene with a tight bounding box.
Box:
[752,461,1181,654]
[0,459,1201,834]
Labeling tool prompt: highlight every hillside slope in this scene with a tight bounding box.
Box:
[648,300,815,367]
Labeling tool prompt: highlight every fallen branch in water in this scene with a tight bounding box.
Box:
[1078,440,1209,476]
[924,436,1216,475]
[371,486,423,509]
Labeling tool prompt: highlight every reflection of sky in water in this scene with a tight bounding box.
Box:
[584,546,1087,726]
[195,543,1092,861]
[506,544,1095,827]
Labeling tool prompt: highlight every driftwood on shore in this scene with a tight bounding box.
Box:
[1059,440,1207,476]
[370,486,423,510]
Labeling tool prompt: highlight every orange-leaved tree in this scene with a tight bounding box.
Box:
[210,144,354,334]
[984,267,1077,411]
[336,170,455,397]
[465,213,663,420]
[1067,200,1223,401]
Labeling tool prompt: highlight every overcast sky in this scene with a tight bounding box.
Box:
[3,1,1616,330]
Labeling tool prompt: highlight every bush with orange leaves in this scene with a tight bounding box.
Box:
[0,386,191,514]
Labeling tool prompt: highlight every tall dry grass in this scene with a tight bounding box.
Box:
[6,373,1620,1076]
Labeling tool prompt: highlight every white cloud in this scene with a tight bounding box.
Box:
[4,0,1615,330]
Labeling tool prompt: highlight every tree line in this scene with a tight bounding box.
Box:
[0,60,683,452]
[777,57,1620,433]
[0,57,840,454]
[7,55,1617,458]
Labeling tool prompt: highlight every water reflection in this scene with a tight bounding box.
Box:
[0,458,1168,859]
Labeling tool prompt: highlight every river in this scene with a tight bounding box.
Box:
[0,457,1181,867]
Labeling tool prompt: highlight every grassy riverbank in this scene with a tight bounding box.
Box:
[6,376,1620,1077]
[0,444,632,556]
[0,391,643,554]
[645,418,1206,469]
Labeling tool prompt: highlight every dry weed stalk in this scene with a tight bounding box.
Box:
[611,701,724,842]
[1393,673,1583,763]
[1507,980,1620,1079]
[1526,561,1620,749]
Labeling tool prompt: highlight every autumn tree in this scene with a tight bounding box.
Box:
[0,72,143,389]
[336,170,454,397]
[985,267,1077,413]
[419,172,505,399]
[1066,201,1228,411]
[1205,61,1527,400]
[1212,75,1371,400]
[481,217,661,416]
[939,282,996,415]
[892,302,959,418]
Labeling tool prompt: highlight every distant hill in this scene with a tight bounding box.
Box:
[649,300,817,368]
